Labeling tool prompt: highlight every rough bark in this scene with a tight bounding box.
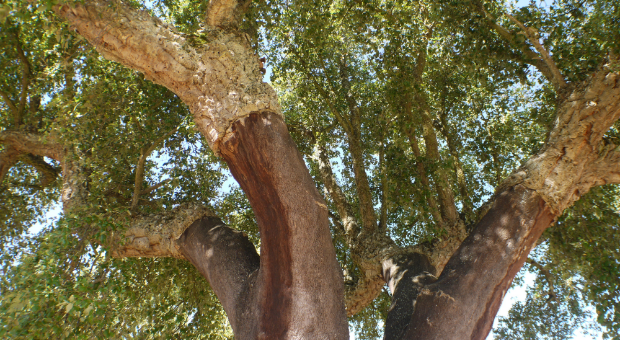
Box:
[0,130,63,161]
[220,112,348,339]
[109,203,213,258]
[500,65,620,213]
[56,0,279,154]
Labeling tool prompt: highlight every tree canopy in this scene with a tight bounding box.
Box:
[0,0,619,339]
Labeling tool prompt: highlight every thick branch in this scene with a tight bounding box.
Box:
[379,142,388,230]
[500,64,620,213]
[403,63,620,340]
[220,112,348,337]
[313,143,359,241]
[437,114,473,220]
[12,25,32,124]
[110,203,213,258]
[382,252,437,340]
[402,118,443,225]
[412,92,459,225]
[0,130,63,161]
[403,185,555,339]
[56,0,279,153]
[178,215,260,337]
[0,148,21,184]
[314,143,396,316]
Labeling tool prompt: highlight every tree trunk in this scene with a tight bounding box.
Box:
[400,185,555,339]
[220,111,349,339]
[177,216,261,338]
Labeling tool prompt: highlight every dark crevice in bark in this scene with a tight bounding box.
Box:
[382,252,436,340]
[177,216,260,338]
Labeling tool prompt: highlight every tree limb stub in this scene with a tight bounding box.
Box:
[56,0,280,154]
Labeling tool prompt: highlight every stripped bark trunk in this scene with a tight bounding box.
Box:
[382,64,620,339]
[220,112,348,338]
[54,1,620,339]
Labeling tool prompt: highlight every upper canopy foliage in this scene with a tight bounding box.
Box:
[0,0,618,338]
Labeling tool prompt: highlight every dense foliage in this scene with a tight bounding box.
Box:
[0,0,618,338]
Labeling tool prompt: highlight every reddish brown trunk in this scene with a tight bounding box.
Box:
[399,185,556,340]
[177,216,261,338]
[219,111,349,339]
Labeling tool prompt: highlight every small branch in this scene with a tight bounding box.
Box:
[505,13,567,90]
[295,52,353,135]
[472,2,560,87]
[0,130,63,161]
[140,178,171,195]
[526,259,557,302]
[409,91,459,225]
[0,90,19,118]
[131,128,177,211]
